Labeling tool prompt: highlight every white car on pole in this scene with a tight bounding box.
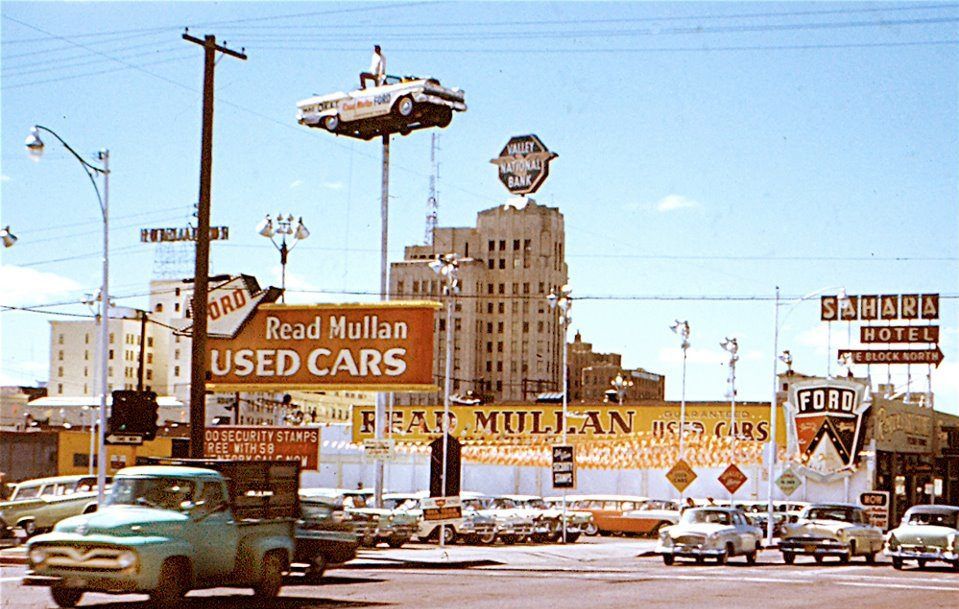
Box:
[296,75,466,140]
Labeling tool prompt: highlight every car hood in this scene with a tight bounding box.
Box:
[53,506,187,537]
[890,525,957,545]
[787,520,852,538]
[668,523,734,537]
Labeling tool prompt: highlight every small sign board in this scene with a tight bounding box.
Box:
[421,495,463,525]
[718,463,747,494]
[204,426,320,469]
[666,459,697,493]
[105,433,145,446]
[140,226,230,243]
[363,438,395,460]
[551,444,576,489]
[776,469,802,496]
[838,347,944,367]
[859,491,890,530]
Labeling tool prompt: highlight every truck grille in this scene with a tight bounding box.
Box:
[40,546,127,571]
[675,535,706,546]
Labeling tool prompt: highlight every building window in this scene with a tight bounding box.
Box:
[156,303,164,312]
[486,342,492,353]
[108,367,113,376]
[147,370,153,380]
[174,302,181,312]
[498,284,505,295]
[499,258,505,269]
[488,240,495,251]
[109,349,114,360]
[84,367,88,377]
[175,287,181,296]
[85,333,90,344]
[487,303,494,314]
[487,258,494,269]
[498,303,505,314]
[497,341,503,353]
[496,361,503,372]
[57,383,63,393]
[58,366,64,377]
[523,322,529,333]
[486,361,492,372]
[109,333,115,344]
[58,350,64,361]
[174,366,180,376]
[497,322,504,333]
[85,351,89,361]
[397,281,404,293]
[486,322,493,333]
[58,334,64,345]
[496,381,503,392]
[174,350,180,360]
[513,239,520,251]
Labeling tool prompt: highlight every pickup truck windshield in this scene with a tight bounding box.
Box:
[106,477,198,511]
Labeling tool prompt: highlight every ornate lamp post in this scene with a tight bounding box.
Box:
[1,226,17,248]
[547,285,572,542]
[25,125,110,505]
[429,253,460,548]
[669,320,691,461]
[256,214,310,303]
[611,373,633,404]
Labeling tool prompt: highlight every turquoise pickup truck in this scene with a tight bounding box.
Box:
[24,459,300,608]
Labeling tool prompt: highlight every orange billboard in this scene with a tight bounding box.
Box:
[206,302,439,392]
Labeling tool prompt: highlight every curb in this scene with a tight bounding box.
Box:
[344,558,501,570]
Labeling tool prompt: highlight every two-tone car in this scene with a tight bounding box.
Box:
[499,495,593,543]
[779,503,884,564]
[296,75,466,140]
[657,507,763,565]
[621,499,681,538]
[885,504,959,570]
[0,475,108,538]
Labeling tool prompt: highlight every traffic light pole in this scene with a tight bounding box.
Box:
[374,134,390,508]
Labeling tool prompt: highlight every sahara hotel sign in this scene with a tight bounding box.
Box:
[205,302,440,391]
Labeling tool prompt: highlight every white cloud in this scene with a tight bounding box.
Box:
[322,181,345,191]
[1,174,10,182]
[655,194,702,212]
[0,265,83,307]
[289,179,304,189]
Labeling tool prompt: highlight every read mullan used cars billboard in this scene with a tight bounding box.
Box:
[206,302,439,392]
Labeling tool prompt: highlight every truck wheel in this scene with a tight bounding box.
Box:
[892,557,904,570]
[152,559,189,609]
[323,115,339,131]
[565,532,581,543]
[864,551,876,564]
[50,587,83,608]
[303,555,327,584]
[783,552,795,565]
[917,558,927,569]
[663,554,675,566]
[254,551,285,599]
[584,522,599,536]
[440,526,457,545]
[386,536,407,549]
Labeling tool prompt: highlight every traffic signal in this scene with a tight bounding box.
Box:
[109,390,159,440]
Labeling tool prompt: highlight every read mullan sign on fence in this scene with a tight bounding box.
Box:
[206,302,440,391]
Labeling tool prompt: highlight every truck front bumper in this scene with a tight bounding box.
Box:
[658,545,726,559]
[24,572,140,593]
[780,538,849,556]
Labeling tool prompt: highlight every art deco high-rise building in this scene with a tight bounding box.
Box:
[391,199,568,403]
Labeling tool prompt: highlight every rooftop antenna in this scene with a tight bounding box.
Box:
[425,133,439,246]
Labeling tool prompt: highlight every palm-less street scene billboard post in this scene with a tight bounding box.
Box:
[2,2,958,609]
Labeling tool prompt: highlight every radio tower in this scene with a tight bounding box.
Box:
[424,133,439,246]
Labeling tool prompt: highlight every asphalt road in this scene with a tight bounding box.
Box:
[3,541,958,609]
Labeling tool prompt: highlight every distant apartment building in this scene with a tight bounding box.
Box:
[568,331,665,402]
[391,199,569,403]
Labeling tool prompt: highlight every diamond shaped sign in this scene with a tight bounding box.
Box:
[718,463,747,494]
[775,469,802,497]
[666,459,697,493]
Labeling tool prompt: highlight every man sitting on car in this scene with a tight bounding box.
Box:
[360,45,386,89]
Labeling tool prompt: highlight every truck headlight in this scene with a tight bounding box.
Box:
[947,534,957,551]
[29,548,49,565]
[117,550,138,569]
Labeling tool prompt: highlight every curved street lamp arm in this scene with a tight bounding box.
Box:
[33,124,107,217]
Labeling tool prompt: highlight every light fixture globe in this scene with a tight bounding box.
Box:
[293,218,310,240]
[256,214,274,238]
[1,226,17,248]
[24,127,45,161]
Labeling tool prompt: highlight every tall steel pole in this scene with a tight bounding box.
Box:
[766,287,780,546]
[96,150,109,505]
[374,134,390,508]
[561,310,569,543]
[440,292,453,547]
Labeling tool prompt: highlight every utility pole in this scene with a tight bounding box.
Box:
[136,309,148,392]
[183,31,246,458]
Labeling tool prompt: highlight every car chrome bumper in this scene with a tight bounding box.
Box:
[658,545,725,557]
[24,572,140,593]
[780,540,848,556]
[886,549,958,561]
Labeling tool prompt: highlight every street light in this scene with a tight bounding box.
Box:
[26,125,110,506]
[429,253,459,548]
[547,284,572,543]
[1,226,17,248]
[256,213,309,303]
[766,285,846,546]
[720,337,740,495]
[610,373,633,404]
[669,320,691,463]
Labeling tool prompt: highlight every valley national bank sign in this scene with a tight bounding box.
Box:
[201,277,440,392]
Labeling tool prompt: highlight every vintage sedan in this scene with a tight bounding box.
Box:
[779,503,884,564]
[885,505,959,570]
[554,494,649,536]
[0,475,106,537]
[293,496,359,583]
[621,499,681,537]
[657,507,763,565]
[296,75,466,140]
[500,495,593,543]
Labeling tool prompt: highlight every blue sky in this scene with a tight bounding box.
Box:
[1,1,957,412]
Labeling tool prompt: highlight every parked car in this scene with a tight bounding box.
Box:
[294,496,359,583]
[482,496,537,544]
[556,494,649,536]
[24,459,299,608]
[657,507,763,565]
[301,488,416,548]
[621,499,681,537]
[499,494,593,543]
[885,504,959,570]
[296,75,466,140]
[779,503,884,564]
[0,475,108,538]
